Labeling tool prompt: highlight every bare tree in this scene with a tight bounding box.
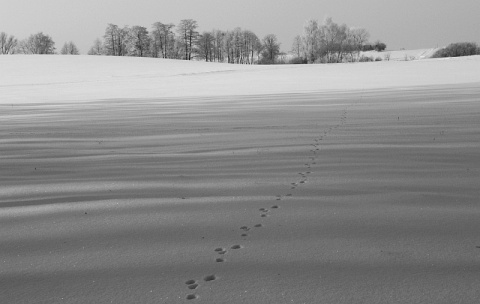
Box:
[346,27,370,61]
[126,26,150,57]
[197,31,214,61]
[151,22,175,58]
[60,41,80,55]
[0,32,18,54]
[302,19,320,63]
[244,30,261,64]
[212,29,226,62]
[319,17,350,63]
[88,38,104,55]
[177,19,198,60]
[221,28,260,64]
[18,32,55,54]
[291,35,303,59]
[103,24,128,56]
[260,34,280,64]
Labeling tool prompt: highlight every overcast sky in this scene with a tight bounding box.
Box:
[1,0,479,54]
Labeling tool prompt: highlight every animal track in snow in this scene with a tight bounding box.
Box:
[185,280,199,300]
[188,284,199,290]
[204,274,217,282]
[214,248,227,255]
[180,109,349,301]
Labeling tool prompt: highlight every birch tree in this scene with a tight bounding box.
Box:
[302,19,320,63]
[291,35,303,59]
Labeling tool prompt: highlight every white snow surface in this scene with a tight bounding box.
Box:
[361,48,440,61]
[1,55,480,303]
[1,54,480,103]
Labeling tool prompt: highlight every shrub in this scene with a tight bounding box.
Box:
[374,41,387,52]
[289,57,308,64]
[358,55,374,62]
[432,42,480,58]
[362,44,374,51]
[257,57,276,65]
[375,57,382,61]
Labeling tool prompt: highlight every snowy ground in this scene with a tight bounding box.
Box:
[361,48,440,61]
[1,55,480,303]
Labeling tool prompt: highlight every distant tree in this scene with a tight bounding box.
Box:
[320,17,350,63]
[297,17,374,63]
[347,27,370,60]
[103,24,128,56]
[222,28,260,64]
[0,32,18,54]
[291,35,303,59]
[432,42,480,58]
[126,26,151,57]
[60,41,80,55]
[374,40,387,51]
[88,38,104,55]
[177,19,198,60]
[197,31,214,61]
[362,44,374,51]
[245,30,262,64]
[151,22,175,58]
[212,29,226,62]
[259,34,280,64]
[18,32,55,54]
[302,19,320,63]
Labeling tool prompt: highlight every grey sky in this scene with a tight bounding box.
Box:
[1,0,479,54]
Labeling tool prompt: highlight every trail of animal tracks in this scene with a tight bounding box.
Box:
[1,56,480,303]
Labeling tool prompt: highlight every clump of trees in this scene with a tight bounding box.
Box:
[432,42,480,58]
[0,31,74,55]
[90,20,272,64]
[17,32,56,54]
[291,17,377,64]
[60,41,80,55]
[362,41,387,52]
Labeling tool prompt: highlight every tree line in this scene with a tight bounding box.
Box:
[0,18,385,63]
[8,18,479,63]
[1,31,79,55]
[86,19,279,64]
